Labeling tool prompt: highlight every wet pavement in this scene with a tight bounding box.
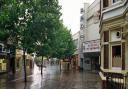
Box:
[0,64,101,89]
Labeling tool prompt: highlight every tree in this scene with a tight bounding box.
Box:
[17,0,37,82]
[0,0,36,82]
[0,0,75,80]
[51,22,75,59]
[31,0,62,75]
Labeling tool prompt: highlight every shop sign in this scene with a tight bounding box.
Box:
[83,39,100,53]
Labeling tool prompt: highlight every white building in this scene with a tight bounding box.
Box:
[72,31,80,69]
[81,0,100,70]
[79,3,89,69]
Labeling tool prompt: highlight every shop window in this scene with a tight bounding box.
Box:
[103,0,109,8]
[80,16,84,22]
[26,60,29,66]
[112,45,121,67]
[0,59,7,72]
[84,60,90,64]
[104,31,109,42]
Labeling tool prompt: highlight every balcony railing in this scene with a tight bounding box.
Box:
[106,72,126,89]
[101,71,128,89]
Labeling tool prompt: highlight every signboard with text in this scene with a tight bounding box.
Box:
[83,39,100,53]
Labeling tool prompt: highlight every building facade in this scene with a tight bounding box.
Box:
[16,49,34,72]
[72,31,80,69]
[81,0,100,71]
[0,41,34,74]
[0,42,16,73]
[79,3,89,70]
[99,0,128,88]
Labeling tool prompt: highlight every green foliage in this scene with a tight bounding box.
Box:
[0,31,9,41]
[51,22,76,59]
[0,0,75,59]
[32,0,62,57]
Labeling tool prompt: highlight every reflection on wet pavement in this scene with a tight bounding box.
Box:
[0,64,101,89]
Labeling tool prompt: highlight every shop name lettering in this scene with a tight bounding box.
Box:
[84,40,100,52]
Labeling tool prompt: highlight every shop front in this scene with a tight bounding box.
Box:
[84,52,100,71]
[0,53,8,73]
[15,49,33,71]
[83,39,100,71]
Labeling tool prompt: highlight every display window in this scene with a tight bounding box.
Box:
[0,58,7,72]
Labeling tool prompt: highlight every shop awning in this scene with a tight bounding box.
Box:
[84,52,100,57]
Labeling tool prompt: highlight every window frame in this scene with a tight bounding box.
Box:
[112,0,121,4]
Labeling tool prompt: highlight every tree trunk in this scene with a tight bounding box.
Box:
[41,56,43,75]
[23,48,27,82]
[60,60,61,72]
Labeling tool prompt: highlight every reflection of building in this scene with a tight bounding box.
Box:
[72,31,80,69]
[81,0,100,71]
[99,0,128,88]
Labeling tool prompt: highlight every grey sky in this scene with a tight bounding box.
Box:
[59,0,95,34]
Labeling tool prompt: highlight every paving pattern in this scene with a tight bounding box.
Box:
[0,64,102,89]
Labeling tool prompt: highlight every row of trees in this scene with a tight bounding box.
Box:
[0,0,75,81]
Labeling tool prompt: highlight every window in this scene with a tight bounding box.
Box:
[84,60,90,64]
[112,45,121,67]
[74,39,78,48]
[112,0,120,3]
[80,24,84,29]
[104,31,109,42]
[112,45,121,57]
[103,0,109,8]
[80,8,84,14]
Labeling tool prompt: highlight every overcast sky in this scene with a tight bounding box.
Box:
[59,0,95,35]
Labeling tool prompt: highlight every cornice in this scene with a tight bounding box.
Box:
[100,0,128,32]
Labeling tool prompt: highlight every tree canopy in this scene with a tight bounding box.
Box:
[0,0,75,59]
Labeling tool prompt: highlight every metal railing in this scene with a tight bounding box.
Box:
[105,72,127,89]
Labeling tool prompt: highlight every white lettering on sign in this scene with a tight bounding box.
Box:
[83,39,100,53]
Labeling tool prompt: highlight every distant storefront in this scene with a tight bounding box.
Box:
[71,54,79,70]
[0,53,7,73]
[15,49,33,71]
[83,39,100,70]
